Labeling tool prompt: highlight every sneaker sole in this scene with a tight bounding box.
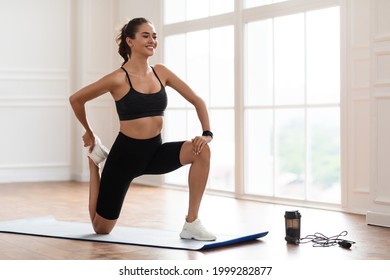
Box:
[180,230,216,241]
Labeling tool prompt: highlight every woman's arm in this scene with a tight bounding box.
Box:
[155,64,212,154]
[69,72,118,151]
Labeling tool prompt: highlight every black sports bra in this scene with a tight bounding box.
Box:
[115,66,167,121]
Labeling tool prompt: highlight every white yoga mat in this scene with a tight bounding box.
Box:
[0,216,268,250]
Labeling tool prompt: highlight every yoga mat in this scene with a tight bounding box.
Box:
[0,216,268,250]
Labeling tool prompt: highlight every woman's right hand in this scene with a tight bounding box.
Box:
[82,131,95,153]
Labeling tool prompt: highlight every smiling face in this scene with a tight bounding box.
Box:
[127,22,158,57]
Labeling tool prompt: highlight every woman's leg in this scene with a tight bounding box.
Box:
[87,158,117,234]
[179,141,211,223]
[178,141,215,240]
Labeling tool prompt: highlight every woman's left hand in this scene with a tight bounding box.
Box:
[191,135,212,155]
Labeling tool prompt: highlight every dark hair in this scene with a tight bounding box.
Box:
[116,17,152,65]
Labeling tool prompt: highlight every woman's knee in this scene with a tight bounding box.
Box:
[200,143,211,161]
[92,214,117,234]
[180,141,211,165]
[192,142,210,167]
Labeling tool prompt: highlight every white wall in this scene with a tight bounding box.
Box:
[0,0,72,182]
[367,0,390,226]
[345,0,372,214]
[0,0,119,183]
[344,0,390,226]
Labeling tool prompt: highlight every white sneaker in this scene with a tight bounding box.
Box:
[85,136,109,167]
[180,218,217,241]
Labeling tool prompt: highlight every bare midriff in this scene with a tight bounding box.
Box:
[119,116,163,139]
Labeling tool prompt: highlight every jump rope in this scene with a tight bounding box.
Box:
[299,230,356,249]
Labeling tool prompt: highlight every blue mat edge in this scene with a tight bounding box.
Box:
[201,231,269,250]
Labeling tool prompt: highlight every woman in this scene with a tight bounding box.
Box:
[69,18,216,241]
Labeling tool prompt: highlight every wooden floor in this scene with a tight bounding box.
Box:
[0,181,389,260]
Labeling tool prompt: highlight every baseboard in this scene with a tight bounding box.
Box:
[366,211,390,227]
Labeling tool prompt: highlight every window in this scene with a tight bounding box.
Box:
[163,1,341,205]
[244,7,340,204]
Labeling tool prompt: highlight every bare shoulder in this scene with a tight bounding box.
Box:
[103,68,126,87]
[153,63,181,84]
[154,63,178,76]
[153,63,169,72]
[94,67,126,94]
[152,63,170,85]
[100,67,129,98]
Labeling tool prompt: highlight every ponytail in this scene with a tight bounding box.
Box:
[116,24,130,65]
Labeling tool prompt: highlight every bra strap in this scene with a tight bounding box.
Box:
[120,66,133,87]
[151,66,164,87]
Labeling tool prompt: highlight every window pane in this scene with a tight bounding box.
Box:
[187,0,209,21]
[164,109,202,187]
[164,0,185,24]
[307,108,340,203]
[274,13,305,105]
[164,110,189,186]
[187,30,210,105]
[245,20,273,106]
[187,109,202,136]
[244,0,288,9]
[307,7,340,104]
[275,109,305,199]
[209,109,235,191]
[164,34,187,108]
[210,25,234,107]
[210,0,234,16]
[244,109,274,196]
[165,0,233,23]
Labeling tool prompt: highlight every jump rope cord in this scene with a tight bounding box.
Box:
[299,230,356,247]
